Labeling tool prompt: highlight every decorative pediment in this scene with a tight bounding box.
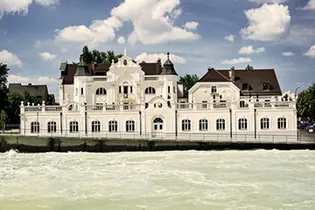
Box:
[110,49,141,69]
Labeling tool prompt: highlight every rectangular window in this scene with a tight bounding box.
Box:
[168,86,171,94]
[123,86,128,94]
[213,95,216,100]
[202,101,208,109]
[211,86,217,93]
[242,83,249,90]
[81,88,83,95]
[119,86,122,93]
[130,86,133,93]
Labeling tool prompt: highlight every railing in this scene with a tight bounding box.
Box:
[22,101,295,113]
[5,129,315,144]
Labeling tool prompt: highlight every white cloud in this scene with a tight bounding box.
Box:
[135,52,186,64]
[302,0,315,10]
[224,34,235,42]
[238,46,265,54]
[34,0,59,7]
[117,36,126,44]
[282,51,294,56]
[0,0,59,18]
[39,52,57,60]
[249,0,287,3]
[55,16,122,48]
[240,3,291,41]
[111,0,200,45]
[304,45,315,58]
[8,75,58,85]
[222,57,252,65]
[184,21,199,30]
[0,50,23,67]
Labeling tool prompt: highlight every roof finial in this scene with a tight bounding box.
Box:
[124,48,127,56]
[167,52,170,59]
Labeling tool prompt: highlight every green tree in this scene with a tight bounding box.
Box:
[79,46,123,64]
[0,110,7,131]
[245,65,254,70]
[7,91,24,124]
[80,45,94,64]
[0,63,9,112]
[297,84,315,121]
[178,74,199,97]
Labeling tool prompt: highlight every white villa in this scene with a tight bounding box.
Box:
[20,52,297,141]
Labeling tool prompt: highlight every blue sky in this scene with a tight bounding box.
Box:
[0,0,315,99]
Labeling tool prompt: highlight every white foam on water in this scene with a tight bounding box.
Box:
[0,150,315,209]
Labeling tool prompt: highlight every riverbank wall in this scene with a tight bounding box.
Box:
[1,135,315,153]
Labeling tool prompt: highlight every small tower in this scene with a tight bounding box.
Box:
[160,52,178,75]
[74,58,91,76]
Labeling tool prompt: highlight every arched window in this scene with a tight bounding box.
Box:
[69,121,78,133]
[126,120,135,132]
[182,119,191,131]
[278,118,286,129]
[47,121,56,133]
[238,118,248,130]
[260,118,270,130]
[31,122,40,133]
[199,119,208,131]
[145,87,156,94]
[92,121,101,132]
[109,120,118,132]
[216,119,225,131]
[96,88,107,95]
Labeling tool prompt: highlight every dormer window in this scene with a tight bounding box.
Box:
[242,83,249,90]
[123,60,127,65]
[211,86,217,93]
[262,82,270,90]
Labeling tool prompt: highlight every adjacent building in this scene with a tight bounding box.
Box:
[20,52,297,141]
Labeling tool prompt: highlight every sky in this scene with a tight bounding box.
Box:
[0,0,315,101]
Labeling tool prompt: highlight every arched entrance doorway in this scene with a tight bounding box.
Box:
[152,117,164,137]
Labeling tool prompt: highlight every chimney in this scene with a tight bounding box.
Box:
[229,69,235,82]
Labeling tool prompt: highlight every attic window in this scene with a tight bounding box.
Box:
[123,60,127,65]
[242,83,249,90]
[262,82,270,90]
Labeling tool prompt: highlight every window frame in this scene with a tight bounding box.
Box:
[109,120,118,132]
[31,121,40,133]
[216,119,225,131]
[126,120,135,132]
[145,87,156,94]
[260,118,270,130]
[96,88,107,95]
[199,119,208,131]
[92,121,101,132]
[277,117,287,129]
[69,121,79,133]
[47,121,56,133]
[182,119,191,131]
[238,118,248,130]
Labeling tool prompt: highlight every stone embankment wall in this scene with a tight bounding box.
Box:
[0,135,315,153]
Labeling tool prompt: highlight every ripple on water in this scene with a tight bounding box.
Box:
[0,150,315,210]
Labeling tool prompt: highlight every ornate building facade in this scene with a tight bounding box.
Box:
[20,52,297,141]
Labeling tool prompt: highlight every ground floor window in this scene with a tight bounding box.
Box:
[238,118,248,130]
[126,120,135,132]
[216,119,225,131]
[182,119,191,131]
[199,119,208,131]
[278,117,286,129]
[70,121,78,133]
[47,121,56,133]
[31,122,40,133]
[109,120,118,132]
[260,118,270,130]
[92,121,101,132]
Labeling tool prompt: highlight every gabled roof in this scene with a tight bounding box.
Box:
[199,69,282,96]
[199,68,230,82]
[9,83,48,98]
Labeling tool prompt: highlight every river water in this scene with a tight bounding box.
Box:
[0,150,314,210]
